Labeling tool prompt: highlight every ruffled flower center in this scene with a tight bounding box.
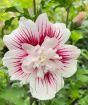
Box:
[21,37,61,78]
[39,53,47,63]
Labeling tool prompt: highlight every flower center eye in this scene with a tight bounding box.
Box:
[32,53,47,69]
[39,54,47,64]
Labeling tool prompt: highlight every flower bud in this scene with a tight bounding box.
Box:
[73,11,86,26]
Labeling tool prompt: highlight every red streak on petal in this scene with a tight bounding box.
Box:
[44,72,56,88]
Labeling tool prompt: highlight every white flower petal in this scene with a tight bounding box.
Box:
[57,45,81,60]
[37,67,44,78]
[22,61,33,74]
[62,60,77,78]
[56,45,80,78]
[3,17,39,50]
[36,14,70,45]
[36,13,55,44]
[45,60,57,73]
[42,36,58,49]
[22,55,36,74]
[36,13,48,35]
[2,49,26,67]
[29,72,64,100]
[54,23,71,44]
[2,49,30,83]
[22,43,34,54]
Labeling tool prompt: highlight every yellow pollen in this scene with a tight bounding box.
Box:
[39,54,47,64]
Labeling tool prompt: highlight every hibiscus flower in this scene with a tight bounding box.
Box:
[2,13,80,100]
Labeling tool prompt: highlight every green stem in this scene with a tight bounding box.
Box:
[35,99,41,105]
[29,93,35,105]
[29,92,41,105]
[66,7,70,27]
[33,0,36,15]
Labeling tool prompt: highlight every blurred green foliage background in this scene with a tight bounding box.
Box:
[0,0,88,105]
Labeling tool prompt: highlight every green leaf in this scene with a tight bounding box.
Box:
[78,94,88,105]
[0,98,6,105]
[71,31,83,43]
[5,6,19,12]
[76,69,88,82]
[81,50,88,60]
[15,0,33,8]
[0,87,27,105]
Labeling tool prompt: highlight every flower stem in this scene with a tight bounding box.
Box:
[66,1,73,27]
[29,92,41,105]
[29,92,34,105]
[33,0,36,15]
[66,7,70,27]
[35,99,41,105]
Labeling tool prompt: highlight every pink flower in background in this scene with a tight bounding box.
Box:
[2,13,80,100]
[73,11,86,26]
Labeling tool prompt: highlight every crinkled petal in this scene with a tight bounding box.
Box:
[56,45,80,78]
[36,13,70,45]
[45,60,57,73]
[36,13,55,44]
[22,43,35,54]
[42,36,58,49]
[21,55,36,74]
[37,67,44,78]
[22,44,41,56]
[57,45,81,60]
[54,23,70,45]
[61,60,77,78]
[22,60,33,74]
[2,49,27,67]
[45,49,57,59]
[2,49,30,83]
[29,72,64,100]
[3,17,39,50]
